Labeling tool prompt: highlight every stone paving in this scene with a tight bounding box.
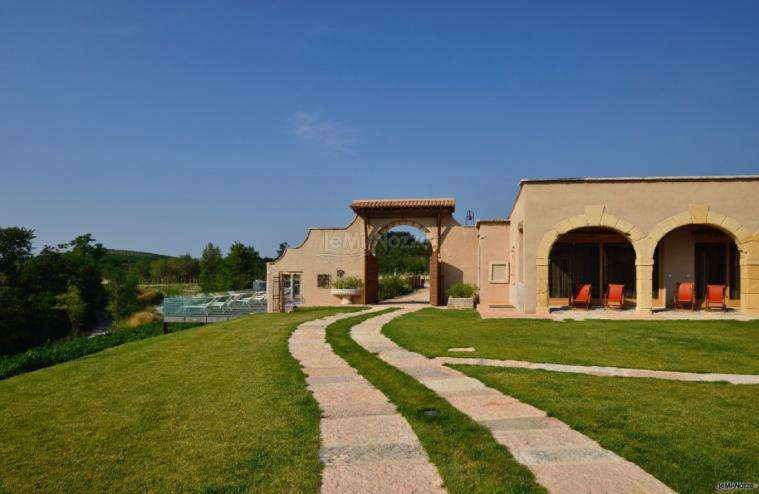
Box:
[289,309,445,494]
[434,356,759,385]
[353,307,675,494]
[478,304,759,321]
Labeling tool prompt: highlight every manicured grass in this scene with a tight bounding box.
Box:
[383,309,759,374]
[455,365,759,494]
[0,321,200,380]
[0,307,361,493]
[326,311,545,494]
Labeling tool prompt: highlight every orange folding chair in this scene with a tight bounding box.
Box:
[673,282,695,311]
[704,284,727,311]
[604,284,625,310]
[570,284,592,310]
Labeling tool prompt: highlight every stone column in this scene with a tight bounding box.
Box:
[740,239,759,314]
[536,259,549,315]
[635,259,654,314]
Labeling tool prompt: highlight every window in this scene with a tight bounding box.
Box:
[490,263,509,283]
[317,274,331,288]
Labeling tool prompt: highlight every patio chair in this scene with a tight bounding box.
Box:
[704,284,727,311]
[673,282,695,311]
[570,284,592,310]
[604,284,625,310]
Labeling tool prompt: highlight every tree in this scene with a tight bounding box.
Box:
[376,231,431,275]
[0,226,35,286]
[107,271,139,321]
[224,242,264,290]
[277,242,289,258]
[199,243,225,291]
[55,284,87,335]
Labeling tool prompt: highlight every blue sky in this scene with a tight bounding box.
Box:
[1,1,758,257]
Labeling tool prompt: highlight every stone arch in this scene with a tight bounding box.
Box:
[645,206,755,313]
[646,206,753,250]
[535,206,646,314]
[367,219,436,255]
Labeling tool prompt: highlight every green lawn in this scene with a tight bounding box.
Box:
[326,311,544,494]
[383,309,759,374]
[455,365,759,494]
[0,307,361,493]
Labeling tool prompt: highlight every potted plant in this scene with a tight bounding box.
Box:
[331,276,364,305]
[446,283,477,309]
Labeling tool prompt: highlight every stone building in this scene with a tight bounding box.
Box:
[267,176,759,314]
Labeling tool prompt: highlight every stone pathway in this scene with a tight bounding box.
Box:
[434,356,759,385]
[353,307,674,494]
[289,309,445,494]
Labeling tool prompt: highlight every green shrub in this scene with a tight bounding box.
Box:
[331,276,364,289]
[446,282,477,298]
[0,321,200,380]
[378,274,413,301]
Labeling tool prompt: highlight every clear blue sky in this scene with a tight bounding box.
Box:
[1,1,758,257]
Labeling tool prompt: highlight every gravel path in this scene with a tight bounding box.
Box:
[289,309,445,494]
[434,356,759,384]
[353,307,674,494]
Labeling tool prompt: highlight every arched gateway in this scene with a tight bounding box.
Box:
[267,198,478,311]
[351,198,456,306]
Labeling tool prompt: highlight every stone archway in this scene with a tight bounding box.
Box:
[351,198,456,306]
[535,206,646,314]
[367,219,437,255]
[643,205,755,312]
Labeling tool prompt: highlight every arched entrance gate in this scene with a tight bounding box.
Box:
[351,198,456,306]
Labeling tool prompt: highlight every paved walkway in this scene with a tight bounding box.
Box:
[352,307,674,494]
[478,304,758,321]
[289,309,445,494]
[434,356,759,385]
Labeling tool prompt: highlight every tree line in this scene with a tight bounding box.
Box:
[0,226,272,356]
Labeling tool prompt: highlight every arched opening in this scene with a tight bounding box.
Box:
[653,225,741,309]
[549,227,637,309]
[369,225,432,304]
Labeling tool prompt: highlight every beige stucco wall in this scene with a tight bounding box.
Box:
[365,214,478,298]
[477,222,511,306]
[521,179,759,314]
[659,227,695,305]
[508,190,526,310]
[266,217,366,310]
[267,212,479,310]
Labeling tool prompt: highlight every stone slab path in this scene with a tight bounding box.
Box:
[289,309,445,494]
[353,307,674,494]
[434,356,759,385]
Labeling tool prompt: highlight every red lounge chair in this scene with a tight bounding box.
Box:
[570,284,592,310]
[704,284,727,311]
[604,284,625,310]
[673,282,695,310]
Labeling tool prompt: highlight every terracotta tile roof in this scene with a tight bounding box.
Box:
[351,198,455,211]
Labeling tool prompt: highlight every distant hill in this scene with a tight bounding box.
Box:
[102,249,174,271]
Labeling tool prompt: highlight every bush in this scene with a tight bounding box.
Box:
[331,276,364,289]
[118,310,161,328]
[446,282,477,298]
[0,321,200,381]
[378,274,413,301]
